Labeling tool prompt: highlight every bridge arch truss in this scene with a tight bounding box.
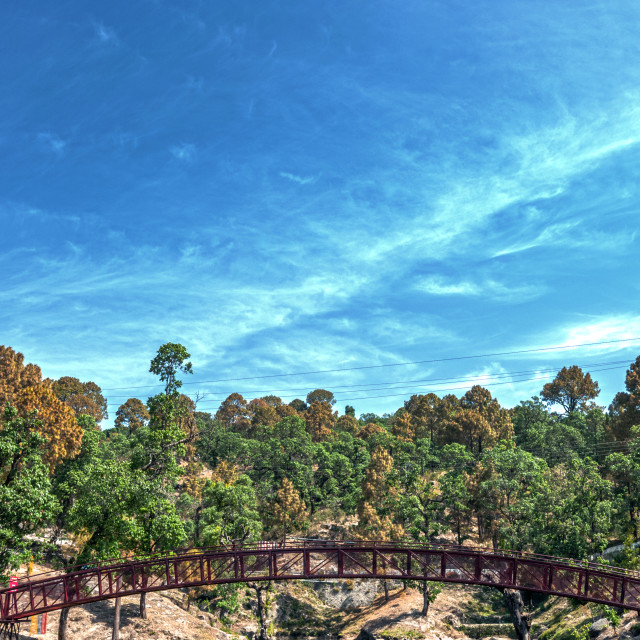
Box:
[2,541,640,622]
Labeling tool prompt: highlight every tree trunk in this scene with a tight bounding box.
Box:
[140,592,147,619]
[112,597,121,640]
[58,607,69,640]
[194,505,202,547]
[383,579,389,602]
[249,582,270,640]
[500,588,530,640]
[422,583,430,617]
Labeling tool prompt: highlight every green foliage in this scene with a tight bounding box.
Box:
[201,475,262,545]
[149,342,193,394]
[0,406,59,577]
[598,605,621,630]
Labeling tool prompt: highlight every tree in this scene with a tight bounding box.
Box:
[51,376,108,423]
[0,346,82,465]
[269,478,309,540]
[114,398,150,434]
[608,356,640,440]
[356,445,404,601]
[305,401,336,441]
[605,432,640,539]
[0,406,59,579]
[528,456,613,558]
[201,475,262,546]
[149,342,193,394]
[289,398,307,413]
[216,393,252,434]
[0,345,42,406]
[248,398,278,430]
[474,444,547,550]
[306,389,335,406]
[335,414,360,436]
[13,383,82,465]
[358,421,385,439]
[541,366,600,414]
[404,393,458,443]
[438,444,474,544]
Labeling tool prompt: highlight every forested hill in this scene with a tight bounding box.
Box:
[3,343,640,637]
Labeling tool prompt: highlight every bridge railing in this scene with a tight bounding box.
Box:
[3,539,638,587]
[3,541,640,621]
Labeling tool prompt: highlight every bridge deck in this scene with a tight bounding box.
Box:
[2,541,640,620]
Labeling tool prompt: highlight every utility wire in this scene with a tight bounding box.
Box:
[103,358,633,401]
[100,336,640,391]
[152,363,628,408]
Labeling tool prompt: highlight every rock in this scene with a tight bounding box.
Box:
[354,628,377,640]
[589,618,610,637]
[443,613,461,628]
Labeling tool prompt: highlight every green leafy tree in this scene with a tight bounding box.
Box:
[528,456,613,558]
[605,431,640,538]
[474,444,547,550]
[201,475,262,546]
[0,406,59,578]
[438,444,474,544]
[249,416,316,508]
[149,342,193,394]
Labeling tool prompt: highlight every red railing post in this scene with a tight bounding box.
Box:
[303,550,310,577]
[584,569,589,598]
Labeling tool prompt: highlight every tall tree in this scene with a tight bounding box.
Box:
[306,389,335,406]
[114,398,150,434]
[149,342,193,393]
[608,356,640,440]
[305,401,336,441]
[51,376,108,423]
[0,346,82,465]
[541,366,600,414]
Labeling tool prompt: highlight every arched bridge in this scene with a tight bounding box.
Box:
[2,540,640,622]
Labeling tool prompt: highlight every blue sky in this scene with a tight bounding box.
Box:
[2,0,640,425]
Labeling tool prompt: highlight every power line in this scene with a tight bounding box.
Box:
[103,362,631,408]
[100,337,640,392]
[161,363,628,409]
[103,358,633,401]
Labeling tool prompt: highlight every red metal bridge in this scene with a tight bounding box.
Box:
[2,540,640,622]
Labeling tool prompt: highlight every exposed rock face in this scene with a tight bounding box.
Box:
[311,579,382,609]
[589,618,610,637]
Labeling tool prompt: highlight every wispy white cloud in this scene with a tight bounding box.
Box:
[93,22,119,45]
[170,143,197,162]
[37,133,67,157]
[279,171,317,185]
[556,316,640,353]
[415,276,543,301]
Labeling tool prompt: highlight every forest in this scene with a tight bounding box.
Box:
[2,343,640,639]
